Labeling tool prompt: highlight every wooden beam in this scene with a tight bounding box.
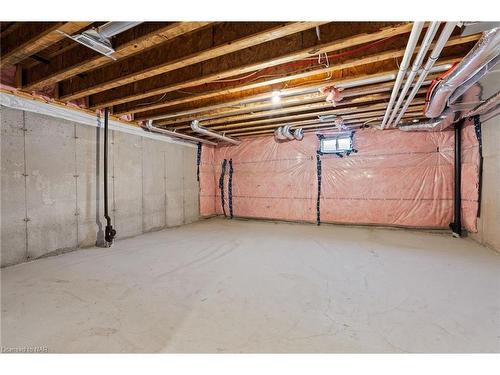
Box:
[1,22,92,67]
[59,22,327,102]
[130,47,470,121]
[23,22,212,90]
[109,30,479,116]
[96,22,415,112]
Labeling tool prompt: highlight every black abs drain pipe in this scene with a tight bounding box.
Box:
[104,107,116,245]
[450,118,464,238]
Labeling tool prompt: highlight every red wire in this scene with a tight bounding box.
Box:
[424,62,459,113]
[177,35,401,94]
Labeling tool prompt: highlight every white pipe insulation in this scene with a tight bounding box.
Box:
[393,22,458,126]
[386,22,441,127]
[380,22,424,129]
[190,120,241,145]
[145,120,217,145]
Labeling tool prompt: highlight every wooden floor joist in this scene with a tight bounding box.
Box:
[112,31,478,118]
[23,22,213,90]
[0,22,92,68]
[0,21,482,140]
[59,22,327,102]
[134,53,467,122]
[90,22,414,111]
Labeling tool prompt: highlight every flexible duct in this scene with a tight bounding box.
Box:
[480,105,500,123]
[399,84,481,132]
[425,27,500,118]
[399,108,457,131]
[191,120,241,145]
[448,54,500,104]
[274,127,287,140]
[466,91,500,117]
[293,128,304,141]
[282,125,295,140]
[274,126,304,141]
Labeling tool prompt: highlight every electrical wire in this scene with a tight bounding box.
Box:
[134,35,399,107]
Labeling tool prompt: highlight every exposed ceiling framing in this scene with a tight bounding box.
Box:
[0,21,481,143]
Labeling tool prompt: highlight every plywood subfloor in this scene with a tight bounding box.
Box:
[1,217,499,353]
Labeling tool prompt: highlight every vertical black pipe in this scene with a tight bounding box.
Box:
[450,119,464,237]
[104,108,116,244]
[316,152,322,226]
[473,115,483,217]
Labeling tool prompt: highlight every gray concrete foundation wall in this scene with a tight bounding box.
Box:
[469,73,500,252]
[1,106,199,267]
[471,112,500,251]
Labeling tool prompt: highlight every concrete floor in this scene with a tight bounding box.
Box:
[1,217,499,353]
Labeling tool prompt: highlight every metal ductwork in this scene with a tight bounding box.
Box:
[425,27,500,118]
[97,22,143,38]
[274,127,287,140]
[282,125,295,140]
[60,22,142,59]
[274,125,304,141]
[399,108,458,132]
[480,105,500,122]
[465,91,500,118]
[391,22,458,127]
[190,120,241,145]
[293,128,304,141]
[145,120,217,145]
[399,84,482,132]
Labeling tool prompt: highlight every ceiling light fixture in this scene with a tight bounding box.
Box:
[271,90,281,104]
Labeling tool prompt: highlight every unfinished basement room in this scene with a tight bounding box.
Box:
[1,12,500,360]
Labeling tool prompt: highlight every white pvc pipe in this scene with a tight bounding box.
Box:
[380,22,425,129]
[191,120,241,145]
[386,22,441,127]
[393,22,458,126]
[146,120,217,145]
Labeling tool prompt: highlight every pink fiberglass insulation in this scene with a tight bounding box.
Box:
[200,121,479,231]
